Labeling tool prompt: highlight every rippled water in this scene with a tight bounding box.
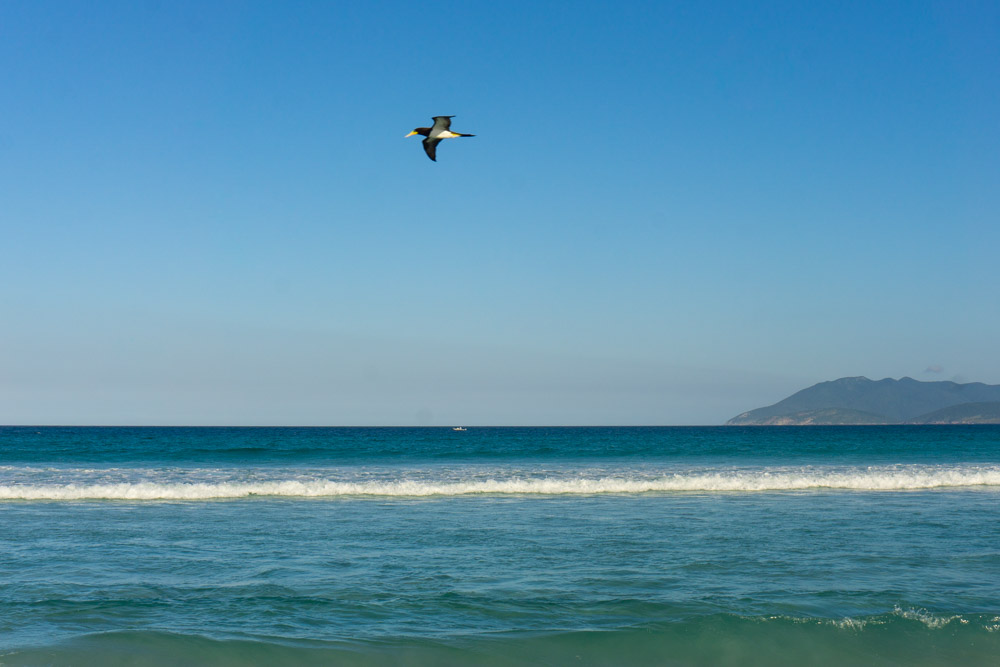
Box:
[2,426,999,665]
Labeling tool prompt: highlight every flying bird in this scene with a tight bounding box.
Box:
[406,116,475,161]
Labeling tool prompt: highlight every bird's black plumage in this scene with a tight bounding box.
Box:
[422,136,441,161]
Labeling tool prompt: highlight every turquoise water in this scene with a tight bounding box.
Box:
[2,426,1000,665]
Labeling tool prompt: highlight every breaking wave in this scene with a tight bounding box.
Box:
[5,611,1000,667]
[2,465,999,500]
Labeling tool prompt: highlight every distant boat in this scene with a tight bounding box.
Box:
[452,427,467,431]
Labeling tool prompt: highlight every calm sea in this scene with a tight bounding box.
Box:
[2,426,999,666]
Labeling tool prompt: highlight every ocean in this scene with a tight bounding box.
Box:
[2,425,999,666]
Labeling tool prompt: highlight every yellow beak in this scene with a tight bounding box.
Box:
[405,131,418,138]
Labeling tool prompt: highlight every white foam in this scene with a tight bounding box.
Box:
[1,466,999,500]
[830,617,871,630]
[893,606,963,629]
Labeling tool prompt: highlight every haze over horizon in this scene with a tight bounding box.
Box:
[3,1,998,426]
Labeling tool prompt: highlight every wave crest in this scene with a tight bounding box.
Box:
[2,466,999,500]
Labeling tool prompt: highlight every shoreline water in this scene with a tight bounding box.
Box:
[3,426,999,665]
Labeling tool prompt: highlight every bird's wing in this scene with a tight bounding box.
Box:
[422,137,440,161]
[430,116,454,132]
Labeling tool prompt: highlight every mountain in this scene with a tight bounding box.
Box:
[728,408,892,426]
[909,402,1000,424]
[727,377,1000,425]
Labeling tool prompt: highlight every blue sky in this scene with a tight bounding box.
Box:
[2,1,998,425]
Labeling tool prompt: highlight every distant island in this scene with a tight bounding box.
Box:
[727,376,1000,425]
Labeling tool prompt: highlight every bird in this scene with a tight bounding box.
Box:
[406,116,475,161]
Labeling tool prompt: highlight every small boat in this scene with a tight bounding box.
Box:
[452,427,467,431]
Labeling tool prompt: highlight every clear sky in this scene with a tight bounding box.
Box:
[2,1,998,425]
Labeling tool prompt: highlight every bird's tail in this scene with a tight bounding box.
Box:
[456,133,476,137]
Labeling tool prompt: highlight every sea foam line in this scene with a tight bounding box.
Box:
[1,467,999,500]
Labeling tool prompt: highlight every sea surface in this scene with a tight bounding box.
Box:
[2,425,1000,666]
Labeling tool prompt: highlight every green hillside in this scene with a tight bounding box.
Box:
[909,402,1000,424]
[727,377,1000,425]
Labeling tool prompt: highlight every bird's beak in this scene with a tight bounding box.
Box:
[405,131,418,138]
